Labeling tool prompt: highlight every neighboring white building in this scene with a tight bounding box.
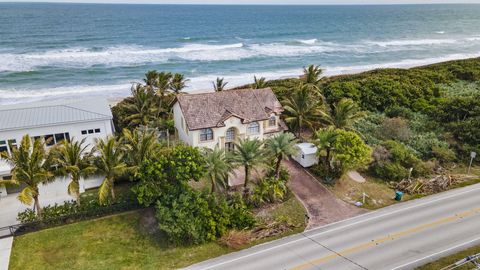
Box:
[292,143,319,168]
[0,98,114,225]
[172,88,287,150]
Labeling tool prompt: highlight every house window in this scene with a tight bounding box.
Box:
[95,129,101,133]
[269,116,276,127]
[226,128,235,142]
[55,133,65,143]
[200,128,214,141]
[8,139,17,150]
[45,134,55,146]
[248,122,260,135]
[0,140,7,153]
[81,130,87,135]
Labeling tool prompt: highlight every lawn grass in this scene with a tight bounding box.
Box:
[9,196,306,270]
[416,245,480,270]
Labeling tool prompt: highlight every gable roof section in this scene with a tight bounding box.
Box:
[176,88,283,131]
[0,98,112,131]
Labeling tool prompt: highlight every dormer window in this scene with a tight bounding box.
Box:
[269,116,276,127]
[200,128,214,141]
[248,122,260,135]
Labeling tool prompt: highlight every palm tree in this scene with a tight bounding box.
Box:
[156,71,173,97]
[53,138,95,206]
[231,138,267,188]
[121,128,159,177]
[303,64,323,85]
[213,77,228,92]
[169,73,189,94]
[203,146,234,192]
[93,137,127,204]
[144,70,159,89]
[312,127,337,168]
[265,133,298,179]
[253,76,267,89]
[0,136,54,219]
[320,98,366,130]
[283,83,324,140]
[124,84,157,128]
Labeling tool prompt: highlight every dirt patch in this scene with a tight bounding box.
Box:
[285,160,366,229]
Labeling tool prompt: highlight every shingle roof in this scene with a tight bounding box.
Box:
[0,98,112,131]
[176,88,283,130]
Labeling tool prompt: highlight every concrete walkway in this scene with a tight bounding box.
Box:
[0,237,13,270]
[285,160,366,229]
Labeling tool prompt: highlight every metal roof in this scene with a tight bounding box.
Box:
[0,98,112,131]
[296,143,318,155]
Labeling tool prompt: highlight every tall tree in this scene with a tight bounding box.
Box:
[265,133,298,179]
[232,138,267,188]
[0,136,54,219]
[144,70,159,89]
[321,98,366,130]
[203,146,234,192]
[282,83,324,140]
[313,127,337,168]
[303,64,323,85]
[124,84,157,128]
[53,138,95,206]
[121,128,159,177]
[156,71,173,97]
[253,76,267,89]
[212,77,228,92]
[93,137,127,204]
[170,73,189,94]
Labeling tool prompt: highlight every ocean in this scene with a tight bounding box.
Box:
[1,3,480,104]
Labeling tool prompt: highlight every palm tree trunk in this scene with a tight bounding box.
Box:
[76,193,81,207]
[34,195,43,220]
[325,148,331,173]
[211,178,216,193]
[244,166,249,188]
[275,155,283,179]
[110,185,116,202]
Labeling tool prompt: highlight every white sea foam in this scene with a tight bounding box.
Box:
[436,31,445,34]
[366,38,458,47]
[297,39,318,45]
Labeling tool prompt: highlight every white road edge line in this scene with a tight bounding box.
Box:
[390,235,480,270]
[192,185,480,270]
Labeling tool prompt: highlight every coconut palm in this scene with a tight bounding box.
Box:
[265,133,298,179]
[282,83,324,140]
[124,84,157,128]
[121,128,159,177]
[213,77,228,92]
[169,73,189,94]
[156,71,173,97]
[203,146,234,192]
[303,64,323,85]
[231,138,267,188]
[253,76,267,89]
[312,127,337,167]
[144,70,159,89]
[0,136,54,219]
[320,98,366,130]
[93,137,127,204]
[53,138,95,206]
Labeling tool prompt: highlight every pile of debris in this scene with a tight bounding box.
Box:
[392,175,460,195]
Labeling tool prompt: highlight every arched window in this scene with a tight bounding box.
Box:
[226,127,236,142]
[268,116,276,127]
[200,128,214,141]
[248,122,260,134]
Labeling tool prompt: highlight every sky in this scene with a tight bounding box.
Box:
[1,0,480,4]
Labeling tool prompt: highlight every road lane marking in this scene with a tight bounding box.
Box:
[289,208,480,270]
[390,235,480,270]
[189,185,480,270]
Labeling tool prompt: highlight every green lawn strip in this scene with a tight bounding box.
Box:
[9,196,306,270]
[416,245,480,270]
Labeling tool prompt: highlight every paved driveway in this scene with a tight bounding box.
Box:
[285,160,366,229]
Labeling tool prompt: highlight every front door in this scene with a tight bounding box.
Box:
[225,142,235,152]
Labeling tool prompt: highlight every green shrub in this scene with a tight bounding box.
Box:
[251,177,289,207]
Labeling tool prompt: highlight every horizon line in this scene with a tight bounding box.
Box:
[1,1,480,5]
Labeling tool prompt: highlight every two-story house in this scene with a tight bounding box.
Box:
[172,88,287,150]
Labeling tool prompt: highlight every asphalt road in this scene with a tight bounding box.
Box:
[184,183,480,270]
